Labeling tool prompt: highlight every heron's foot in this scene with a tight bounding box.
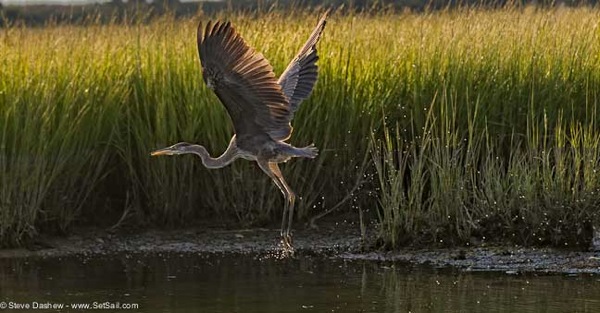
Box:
[280,233,294,256]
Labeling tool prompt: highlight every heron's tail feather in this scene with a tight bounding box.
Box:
[279,143,318,159]
[297,144,318,159]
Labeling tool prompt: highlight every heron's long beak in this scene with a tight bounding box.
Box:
[150,148,173,156]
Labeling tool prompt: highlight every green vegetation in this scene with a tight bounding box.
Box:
[0,7,599,248]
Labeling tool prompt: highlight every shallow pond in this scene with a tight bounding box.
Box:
[1,252,599,312]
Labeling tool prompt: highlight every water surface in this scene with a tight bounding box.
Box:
[1,252,599,312]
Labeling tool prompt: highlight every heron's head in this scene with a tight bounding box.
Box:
[150,142,194,156]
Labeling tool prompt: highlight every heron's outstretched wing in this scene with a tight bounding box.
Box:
[198,21,291,140]
[277,9,330,121]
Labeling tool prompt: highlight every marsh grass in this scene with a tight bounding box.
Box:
[369,7,600,248]
[0,7,599,247]
[374,107,600,248]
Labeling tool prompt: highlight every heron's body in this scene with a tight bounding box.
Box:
[151,10,330,253]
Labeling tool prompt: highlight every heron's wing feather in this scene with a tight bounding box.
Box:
[198,21,291,139]
[277,9,329,121]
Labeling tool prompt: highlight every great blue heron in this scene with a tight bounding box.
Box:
[150,10,330,252]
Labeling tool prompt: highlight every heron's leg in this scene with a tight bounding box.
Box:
[268,163,296,242]
[257,161,294,251]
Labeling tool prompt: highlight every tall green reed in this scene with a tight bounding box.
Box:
[0,25,124,246]
[369,7,600,248]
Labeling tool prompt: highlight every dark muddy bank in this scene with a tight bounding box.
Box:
[0,225,599,274]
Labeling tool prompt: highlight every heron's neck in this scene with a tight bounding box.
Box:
[188,144,238,169]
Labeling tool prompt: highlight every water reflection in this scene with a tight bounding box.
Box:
[0,253,598,312]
